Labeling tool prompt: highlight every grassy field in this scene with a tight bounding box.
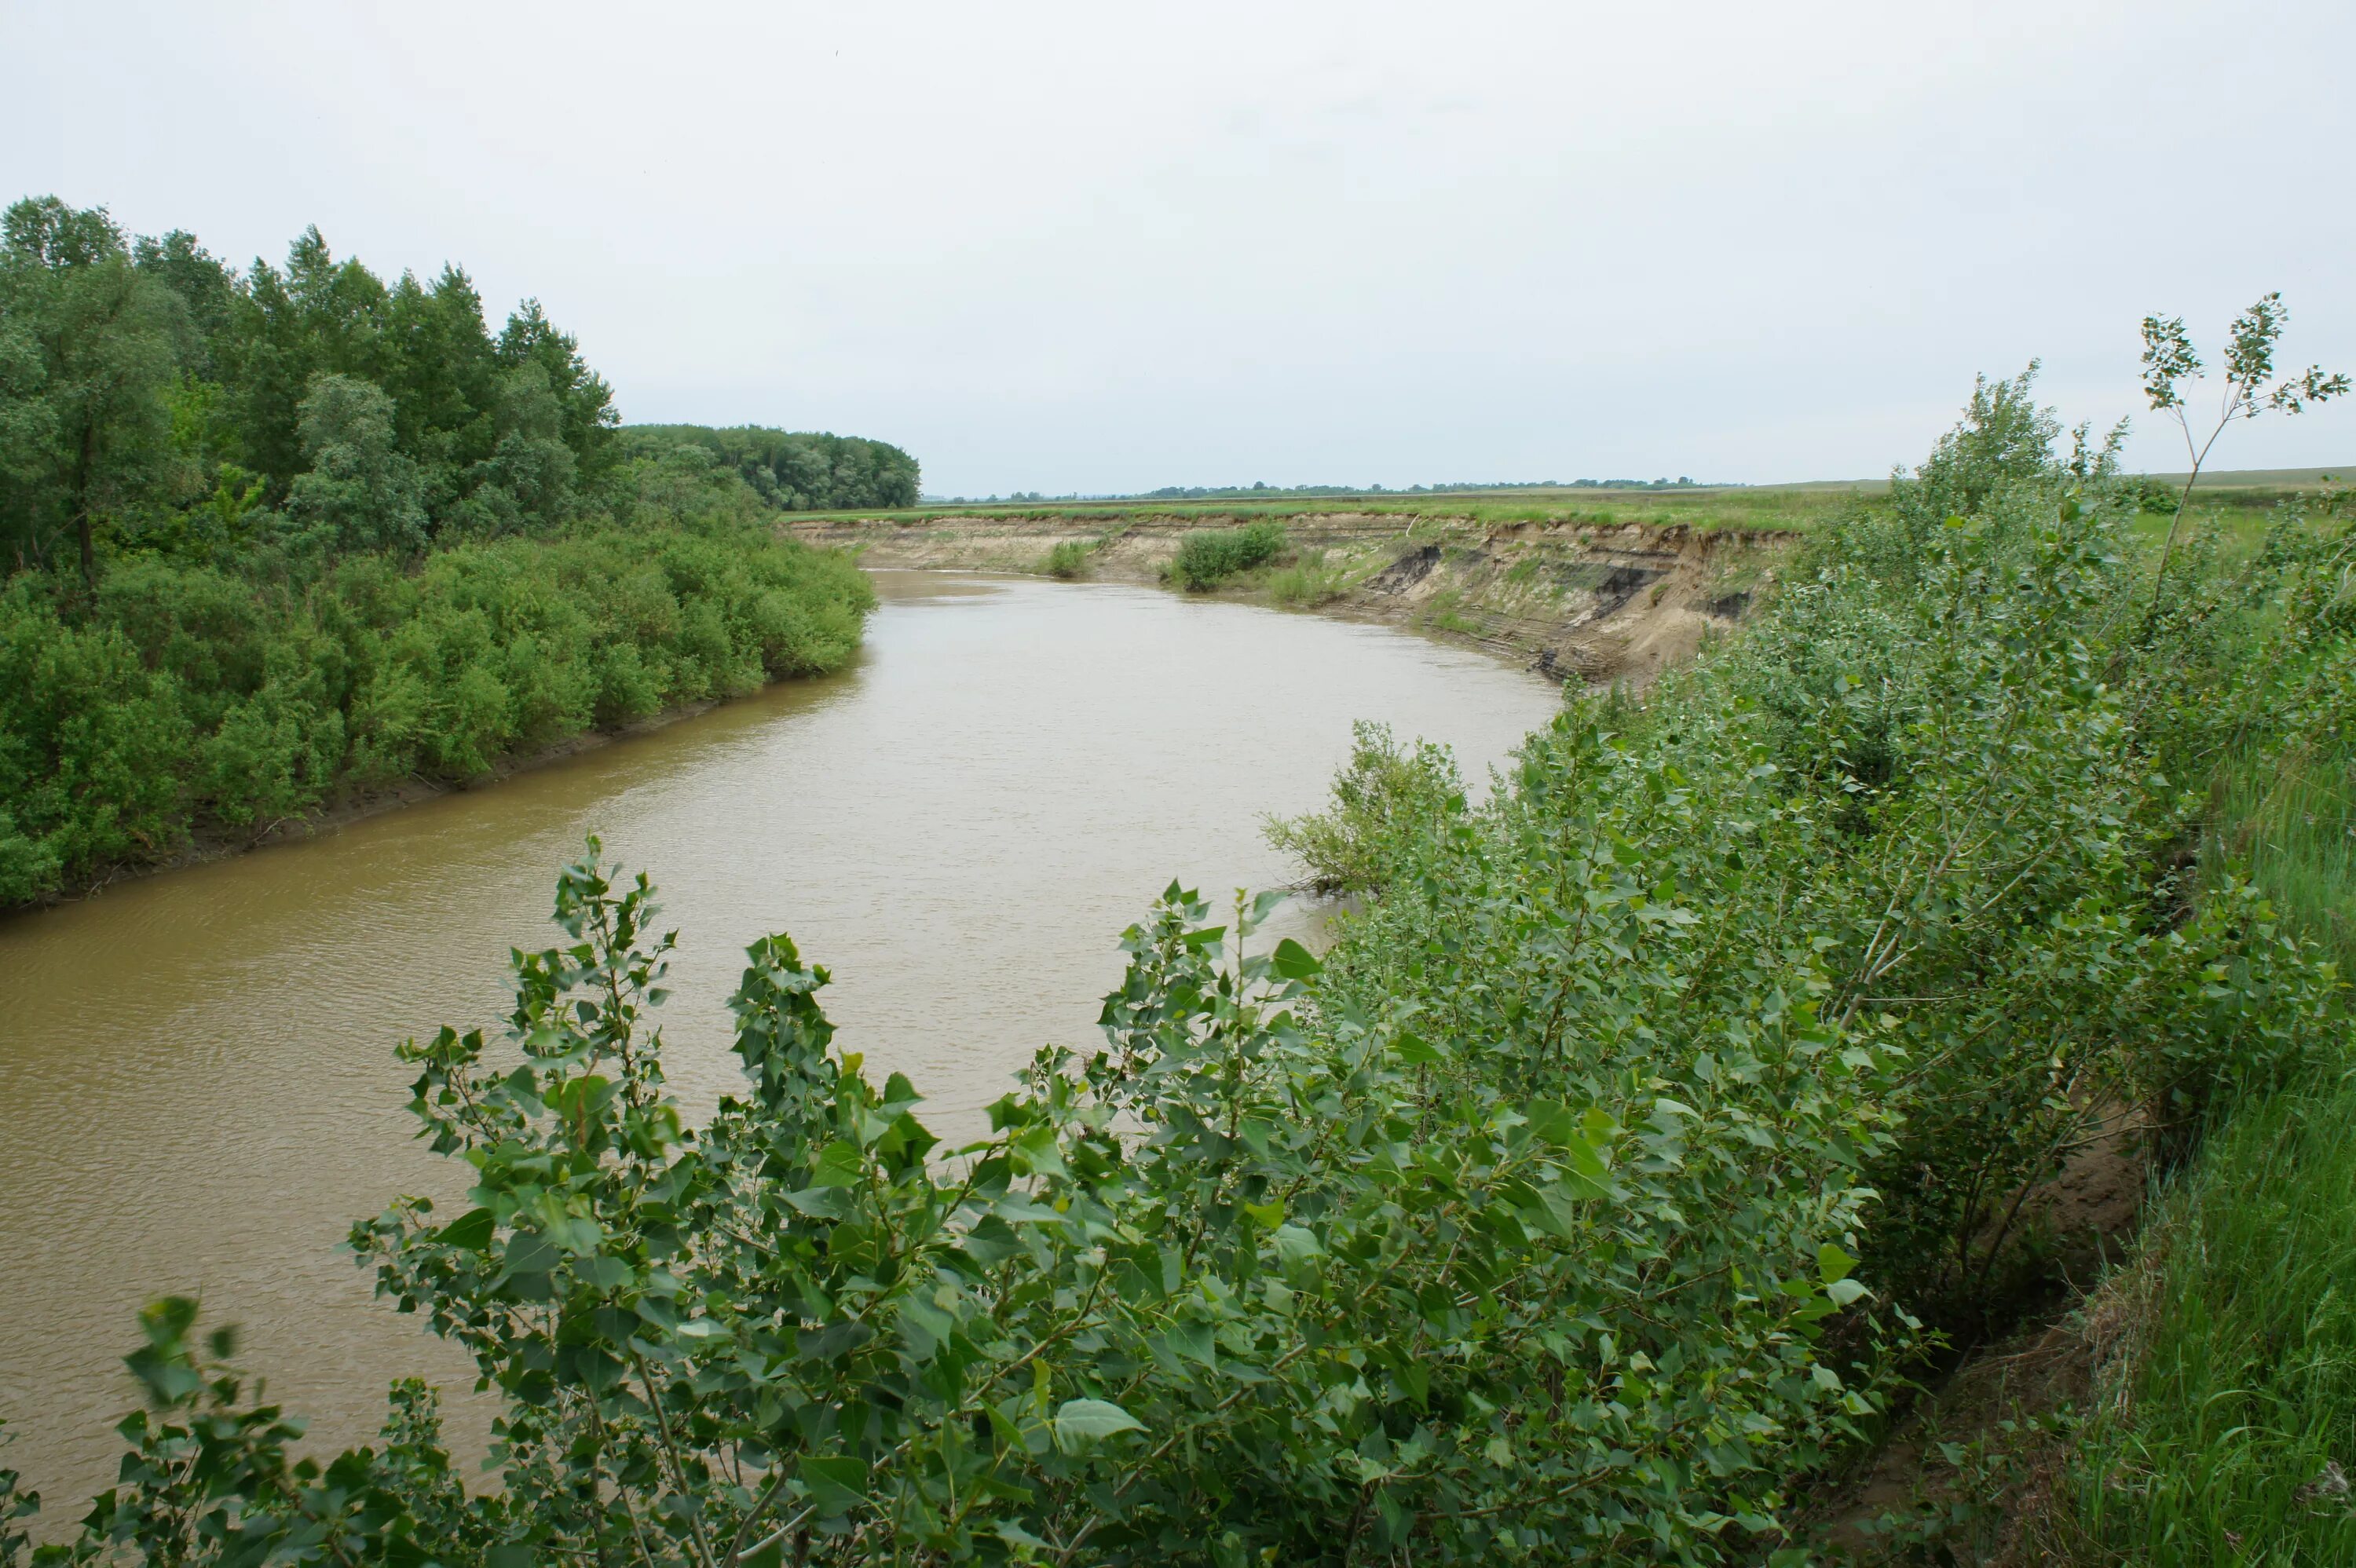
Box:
[796,468,2347,549]
[793,484,1860,534]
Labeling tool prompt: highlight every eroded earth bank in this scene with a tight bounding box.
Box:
[796,511,1796,685]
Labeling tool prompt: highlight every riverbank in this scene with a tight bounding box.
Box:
[16,693,746,915]
[796,510,1796,686]
[0,519,876,916]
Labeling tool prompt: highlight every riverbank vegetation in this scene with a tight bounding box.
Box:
[1165,520,1288,590]
[1039,536,1101,579]
[1265,546,1352,607]
[5,315,2349,1564]
[0,514,870,905]
[0,196,885,908]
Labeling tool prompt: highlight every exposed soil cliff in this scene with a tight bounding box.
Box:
[793,511,1797,686]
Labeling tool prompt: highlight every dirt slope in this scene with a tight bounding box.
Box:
[793,511,1796,687]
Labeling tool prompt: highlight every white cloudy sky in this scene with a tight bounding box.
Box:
[5,1,2351,494]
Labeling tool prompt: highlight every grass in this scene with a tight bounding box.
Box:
[1037,538,1096,579]
[2044,729,2356,1563]
[1265,547,1351,606]
[2127,492,2307,565]
[787,472,2349,554]
[2068,1074,2356,1563]
[788,484,1870,536]
[2211,736,2356,970]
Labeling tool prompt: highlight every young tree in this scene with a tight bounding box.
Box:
[2140,292,2348,603]
[1904,362,2062,518]
[280,372,430,555]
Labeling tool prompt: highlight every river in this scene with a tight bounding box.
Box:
[0,570,1561,1514]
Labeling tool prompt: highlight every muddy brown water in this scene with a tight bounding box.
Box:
[0,571,1562,1515]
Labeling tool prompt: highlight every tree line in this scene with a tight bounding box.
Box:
[0,196,923,576]
[0,198,624,578]
[622,425,919,511]
[0,196,898,907]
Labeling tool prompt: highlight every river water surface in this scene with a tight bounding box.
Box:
[0,571,1561,1511]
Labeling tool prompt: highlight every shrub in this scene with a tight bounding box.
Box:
[0,517,874,905]
[1166,521,1286,590]
[1284,449,2347,1338]
[1040,538,1095,579]
[1,842,1910,1565]
[1262,720,1464,895]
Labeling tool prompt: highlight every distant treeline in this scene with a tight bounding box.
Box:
[0,197,923,571]
[620,425,920,511]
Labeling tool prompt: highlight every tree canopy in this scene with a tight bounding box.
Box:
[620,424,920,511]
[0,195,902,905]
[0,196,921,578]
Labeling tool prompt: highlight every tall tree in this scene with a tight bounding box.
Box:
[280,371,430,555]
[0,196,184,585]
[496,298,618,484]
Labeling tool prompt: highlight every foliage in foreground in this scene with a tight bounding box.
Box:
[2,843,1912,1566]
[2032,499,2356,1563]
[0,510,873,906]
[1291,460,2345,1336]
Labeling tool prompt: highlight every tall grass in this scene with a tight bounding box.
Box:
[2211,736,2356,969]
[1264,546,1348,606]
[2069,1075,2356,1564]
[2059,687,2356,1562]
[1038,538,1096,579]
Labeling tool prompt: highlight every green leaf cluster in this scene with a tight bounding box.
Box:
[0,519,873,905]
[1165,522,1289,591]
[0,197,623,572]
[0,193,897,908]
[0,195,920,572]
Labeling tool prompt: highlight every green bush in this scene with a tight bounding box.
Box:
[2021,495,2356,1562]
[1166,521,1287,590]
[1040,538,1096,579]
[0,518,873,904]
[1287,429,2347,1338]
[1262,719,1463,895]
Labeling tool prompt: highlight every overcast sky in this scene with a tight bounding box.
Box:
[5,1,2351,495]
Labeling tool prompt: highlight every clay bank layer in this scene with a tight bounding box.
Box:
[793,511,1798,687]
